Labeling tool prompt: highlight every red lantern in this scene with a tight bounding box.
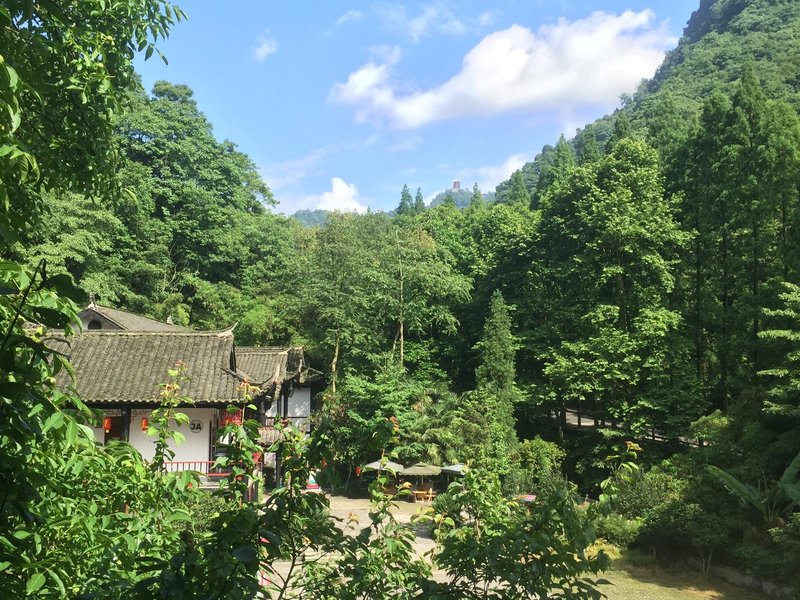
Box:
[140,416,149,432]
[103,416,112,433]
[355,466,362,477]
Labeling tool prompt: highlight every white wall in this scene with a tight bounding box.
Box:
[128,407,216,467]
[266,387,311,420]
[88,424,105,442]
[288,388,311,418]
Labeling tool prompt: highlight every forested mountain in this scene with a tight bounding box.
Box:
[429,187,496,208]
[291,209,330,227]
[12,0,800,589]
[500,0,800,200]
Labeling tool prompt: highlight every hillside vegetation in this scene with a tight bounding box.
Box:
[4,0,800,596]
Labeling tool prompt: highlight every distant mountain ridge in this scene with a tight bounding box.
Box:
[290,209,329,227]
[429,188,496,209]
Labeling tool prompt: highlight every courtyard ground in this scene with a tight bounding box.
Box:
[321,495,768,600]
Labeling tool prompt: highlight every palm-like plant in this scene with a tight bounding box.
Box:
[707,450,800,527]
[406,388,463,466]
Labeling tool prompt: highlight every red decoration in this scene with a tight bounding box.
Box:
[103,416,112,433]
[140,416,149,432]
[223,410,243,427]
[355,466,362,476]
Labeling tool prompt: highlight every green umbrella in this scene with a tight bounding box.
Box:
[442,463,467,475]
[402,463,441,476]
[362,459,404,474]
[402,463,441,495]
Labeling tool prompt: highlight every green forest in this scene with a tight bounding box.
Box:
[3,0,800,597]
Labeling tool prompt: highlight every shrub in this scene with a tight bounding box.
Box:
[185,492,232,536]
[424,470,610,599]
[763,513,800,588]
[594,513,642,547]
[637,500,733,574]
[514,436,567,496]
[614,466,686,520]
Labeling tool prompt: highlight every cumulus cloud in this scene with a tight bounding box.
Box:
[461,153,530,192]
[254,33,277,61]
[273,177,367,214]
[331,10,674,128]
[336,9,364,26]
[260,146,334,191]
[317,177,367,213]
[376,2,467,43]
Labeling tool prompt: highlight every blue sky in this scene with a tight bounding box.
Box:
[135,1,699,214]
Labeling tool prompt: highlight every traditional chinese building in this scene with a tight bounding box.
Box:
[48,303,323,476]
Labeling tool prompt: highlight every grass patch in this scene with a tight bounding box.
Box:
[596,548,768,600]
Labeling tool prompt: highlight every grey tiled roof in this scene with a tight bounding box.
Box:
[80,305,189,331]
[236,346,304,385]
[48,330,243,404]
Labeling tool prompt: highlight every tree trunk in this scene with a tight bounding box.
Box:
[330,330,340,396]
[399,261,405,368]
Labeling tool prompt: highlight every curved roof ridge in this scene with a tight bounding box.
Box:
[87,304,189,332]
[237,345,291,350]
[55,327,236,338]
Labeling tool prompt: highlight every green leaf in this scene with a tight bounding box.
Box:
[43,273,83,302]
[779,449,800,487]
[232,545,257,564]
[164,511,192,524]
[25,306,71,328]
[42,411,65,433]
[779,482,800,507]
[26,572,45,594]
[706,465,762,509]
[65,420,78,445]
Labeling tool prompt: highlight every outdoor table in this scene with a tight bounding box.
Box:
[413,490,430,502]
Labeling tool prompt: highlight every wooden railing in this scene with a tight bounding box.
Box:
[163,457,263,476]
[163,460,216,474]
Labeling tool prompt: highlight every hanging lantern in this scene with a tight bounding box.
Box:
[140,416,149,432]
[103,416,112,433]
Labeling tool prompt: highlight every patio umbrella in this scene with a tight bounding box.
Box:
[441,463,467,475]
[402,463,441,476]
[402,463,441,493]
[362,459,404,474]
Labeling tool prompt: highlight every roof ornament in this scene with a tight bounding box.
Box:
[88,292,96,309]
[166,315,174,324]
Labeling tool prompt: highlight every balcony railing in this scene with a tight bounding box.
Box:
[163,456,263,476]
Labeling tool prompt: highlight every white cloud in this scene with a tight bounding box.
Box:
[331,11,674,128]
[336,10,363,26]
[477,10,497,27]
[273,177,367,215]
[254,33,277,61]
[317,177,367,213]
[260,146,334,191]
[376,3,467,43]
[460,153,530,192]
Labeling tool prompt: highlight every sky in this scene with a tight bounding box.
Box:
[135,1,700,214]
